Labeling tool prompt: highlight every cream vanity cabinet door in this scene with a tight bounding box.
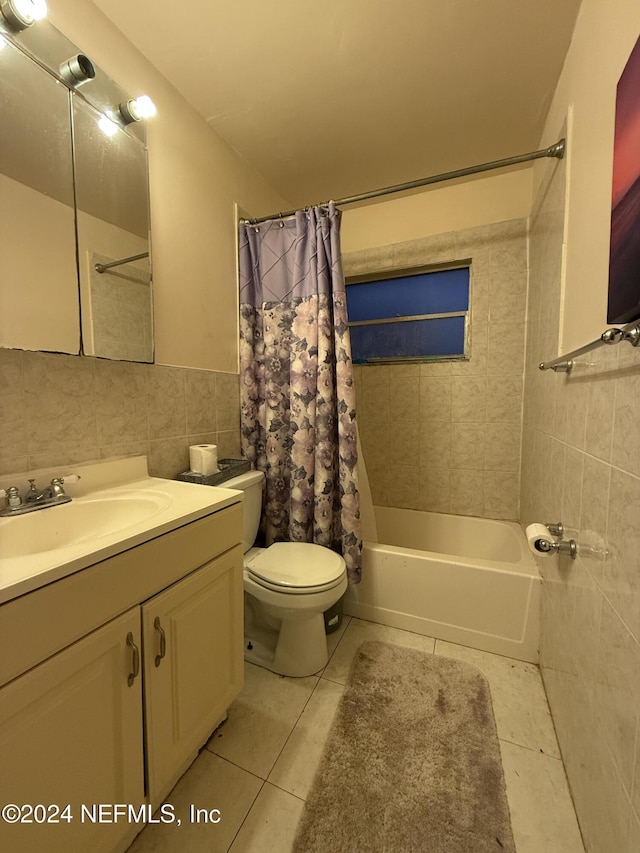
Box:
[0,607,145,853]
[142,544,243,805]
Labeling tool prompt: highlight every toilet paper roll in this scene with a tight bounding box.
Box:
[189,444,219,476]
[525,523,552,555]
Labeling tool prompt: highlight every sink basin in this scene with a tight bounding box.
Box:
[0,493,171,559]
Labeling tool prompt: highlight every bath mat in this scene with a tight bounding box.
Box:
[293,641,516,853]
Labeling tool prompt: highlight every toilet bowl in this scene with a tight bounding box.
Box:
[224,470,348,677]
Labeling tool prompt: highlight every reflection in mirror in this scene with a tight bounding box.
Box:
[0,38,79,353]
[73,96,153,362]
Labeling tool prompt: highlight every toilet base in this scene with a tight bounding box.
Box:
[244,610,330,677]
[243,573,348,678]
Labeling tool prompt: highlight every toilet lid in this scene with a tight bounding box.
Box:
[246,542,345,589]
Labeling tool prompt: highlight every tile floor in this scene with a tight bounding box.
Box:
[127,617,585,853]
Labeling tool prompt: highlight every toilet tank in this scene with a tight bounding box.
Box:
[223,469,264,552]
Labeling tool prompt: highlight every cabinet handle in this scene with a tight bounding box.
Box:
[126,632,140,687]
[154,617,166,667]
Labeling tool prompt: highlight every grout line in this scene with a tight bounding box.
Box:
[498,735,562,760]
[263,779,306,803]
[225,778,265,853]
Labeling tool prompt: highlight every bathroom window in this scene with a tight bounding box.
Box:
[345,265,470,363]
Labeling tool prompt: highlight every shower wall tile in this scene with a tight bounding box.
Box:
[419,421,451,468]
[451,323,487,376]
[593,600,640,795]
[389,421,419,466]
[346,218,528,520]
[392,231,457,268]
[451,376,486,422]
[487,322,526,375]
[418,467,451,512]
[612,367,640,478]
[485,374,523,422]
[0,349,242,482]
[385,464,418,509]
[418,377,452,421]
[389,378,420,421]
[342,245,394,277]
[449,423,484,470]
[450,469,484,516]
[484,472,520,520]
[484,423,520,472]
[520,146,640,852]
[469,275,489,324]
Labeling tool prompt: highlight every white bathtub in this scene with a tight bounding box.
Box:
[344,506,541,663]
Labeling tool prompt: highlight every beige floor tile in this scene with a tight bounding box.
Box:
[126,751,261,853]
[500,740,584,853]
[435,640,560,757]
[268,678,345,799]
[228,783,304,853]
[326,615,351,659]
[206,663,318,779]
[322,617,436,684]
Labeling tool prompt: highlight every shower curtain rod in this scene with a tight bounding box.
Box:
[243,139,566,225]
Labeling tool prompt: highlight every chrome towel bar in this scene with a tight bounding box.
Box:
[539,321,640,374]
[95,252,149,274]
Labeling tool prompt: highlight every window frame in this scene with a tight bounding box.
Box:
[345,261,472,365]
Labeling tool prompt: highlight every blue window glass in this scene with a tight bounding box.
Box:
[346,266,470,363]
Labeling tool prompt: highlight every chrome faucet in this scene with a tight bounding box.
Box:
[1,474,81,517]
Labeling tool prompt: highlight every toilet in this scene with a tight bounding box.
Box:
[224,469,348,677]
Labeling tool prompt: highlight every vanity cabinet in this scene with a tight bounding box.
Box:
[0,501,243,853]
[142,547,243,805]
[0,608,145,853]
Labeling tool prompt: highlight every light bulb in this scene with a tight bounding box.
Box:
[98,114,119,137]
[131,95,156,119]
[119,94,156,124]
[0,0,47,30]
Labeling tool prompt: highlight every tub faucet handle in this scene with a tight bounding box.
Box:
[545,522,564,539]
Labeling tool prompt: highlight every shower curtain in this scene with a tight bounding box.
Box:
[238,203,362,583]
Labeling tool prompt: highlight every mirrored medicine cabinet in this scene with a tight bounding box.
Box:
[0,17,153,362]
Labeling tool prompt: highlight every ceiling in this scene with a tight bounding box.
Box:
[92,0,582,208]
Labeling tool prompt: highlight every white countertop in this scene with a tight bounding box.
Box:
[0,458,243,605]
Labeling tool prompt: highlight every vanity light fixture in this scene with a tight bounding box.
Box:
[0,0,47,32]
[59,54,95,88]
[119,94,156,124]
[98,114,119,137]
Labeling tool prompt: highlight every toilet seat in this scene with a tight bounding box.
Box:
[245,542,346,595]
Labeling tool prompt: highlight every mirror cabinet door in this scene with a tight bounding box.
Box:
[0,40,80,354]
[73,97,153,363]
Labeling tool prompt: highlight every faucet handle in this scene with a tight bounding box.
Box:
[1,486,22,508]
[60,474,81,485]
[49,474,81,497]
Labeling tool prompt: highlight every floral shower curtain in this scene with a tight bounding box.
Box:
[238,203,362,583]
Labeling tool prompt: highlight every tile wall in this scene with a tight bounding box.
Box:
[345,219,527,520]
[0,349,241,480]
[521,151,640,850]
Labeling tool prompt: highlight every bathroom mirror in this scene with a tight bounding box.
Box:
[0,21,154,362]
[0,38,79,354]
[74,97,153,362]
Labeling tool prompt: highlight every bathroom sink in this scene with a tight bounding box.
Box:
[0,457,244,605]
[0,493,170,559]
